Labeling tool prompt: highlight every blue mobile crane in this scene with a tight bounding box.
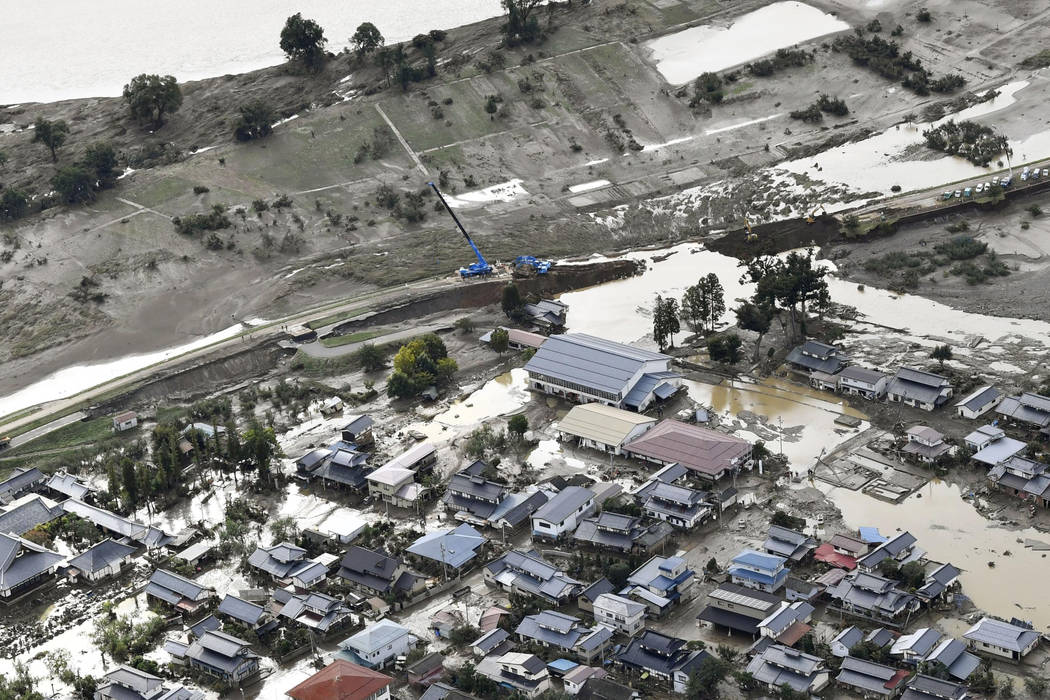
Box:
[428,181,494,278]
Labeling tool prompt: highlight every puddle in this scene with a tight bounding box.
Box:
[569,179,611,193]
[446,179,528,209]
[429,368,530,427]
[826,480,1050,630]
[705,114,783,136]
[645,2,850,84]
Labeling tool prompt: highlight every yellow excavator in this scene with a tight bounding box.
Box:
[806,205,826,224]
[744,216,757,242]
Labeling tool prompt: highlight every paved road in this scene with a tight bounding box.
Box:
[3,411,87,449]
[296,323,448,359]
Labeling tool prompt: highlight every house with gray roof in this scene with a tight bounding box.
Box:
[967,425,1026,467]
[988,455,1050,507]
[46,471,97,502]
[95,664,204,700]
[964,617,1040,661]
[572,511,673,555]
[484,549,582,604]
[592,593,647,635]
[835,656,908,698]
[786,341,847,375]
[217,594,274,632]
[189,615,221,640]
[900,674,969,700]
[838,366,890,400]
[903,426,951,463]
[996,391,1050,429]
[489,489,549,531]
[826,571,919,627]
[697,582,782,638]
[955,386,1003,419]
[524,333,679,411]
[338,618,417,669]
[0,468,45,505]
[532,486,596,540]
[615,631,710,694]
[185,630,260,683]
[523,299,568,331]
[471,628,512,657]
[763,525,817,561]
[278,591,352,634]
[915,563,960,604]
[830,626,865,658]
[926,638,981,681]
[337,546,423,598]
[0,494,60,536]
[443,469,508,523]
[247,542,327,589]
[145,569,215,614]
[478,651,551,698]
[578,577,616,613]
[67,538,136,582]
[623,555,696,616]
[557,403,657,455]
[633,478,714,529]
[0,532,63,600]
[746,644,830,694]
[856,532,922,572]
[578,677,639,700]
[891,627,942,664]
[886,367,953,411]
[515,610,613,664]
[62,498,173,549]
[340,414,375,445]
[757,601,814,645]
[406,523,487,573]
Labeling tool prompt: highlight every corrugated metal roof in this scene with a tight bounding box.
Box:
[624,419,750,476]
[525,333,670,396]
[558,404,656,447]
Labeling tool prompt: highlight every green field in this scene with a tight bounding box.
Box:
[319,330,386,348]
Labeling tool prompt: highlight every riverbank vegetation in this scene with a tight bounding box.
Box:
[922,120,1011,166]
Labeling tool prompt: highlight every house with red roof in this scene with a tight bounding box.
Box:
[286,659,392,700]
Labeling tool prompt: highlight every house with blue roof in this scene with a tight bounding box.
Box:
[621,555,696,616]
[338,618,418,669]
[729,549,789,593]
[406,523,487,575]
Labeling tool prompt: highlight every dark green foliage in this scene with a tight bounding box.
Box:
[789,104,823,123]
[923,120,1009,166]
[502,283,524,316]
[172,204,231,236]
[0,662,45,700]
[736,300,775,361]
[508,414,529,438]
[740,250,830,342]
[771,510,806,530]
[817,94,849,116]
[52,165,96,203]
[708,334,743,364]
[352,22,384,57]
[122,74,182,128]
[933,236,986,260]
[681,273,725,333]
[375,184,400,209]
[82,141,119,189]
[489,327,510,355]
[690,72,724,105]
[652,294,681,349]
[688,656,731,698]
[234,101,275,141]
[280,13,327,69]
[916,7,932,22]
[0,187,29,221]
[832,33,962,96]
[866,18,882,32]
[749,48,813,76]
[501,0,543,45]
[388,334,456,398]
[356,343,386,371]
[602,497,642,517]
[32,117,69,161]
[1020,50,1050,69]
[931,344,953,367]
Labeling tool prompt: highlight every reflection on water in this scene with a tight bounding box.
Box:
[430,368,529,427]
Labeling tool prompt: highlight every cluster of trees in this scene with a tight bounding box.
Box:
[28,117,120,204]
[739,249,831,350]
[749,48,813,77]
[387,334,457,398]
[652,296,681,349]
[681,274,726,334]
[832,31,965,97]
[922,120,1011,166]
[789,94,849,123]
[501,0,545,45]
[690,72,725,106]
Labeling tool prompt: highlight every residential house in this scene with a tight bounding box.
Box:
[926,638,981,681]
[524,333,680,411]
[112,411,139,432]
[955,386,1003,419]
[319,397,344,416]
[763,525,817,562]
[406,523,487,575]
[488,490,550,531]
[46,471,97,502]
[301,442,371,492]
[915,563,961,605]
[902,426,951,463]
[380,443,437,473]
[523,299,568,331]
[0,494,61,537]
[572,511,673,556]
[337,546,423,598]
[900,675,969,700]
[217,594,275,634]
[480,327,548,351]
[443,469,508,525]
[338,619,417,669]
[696,582,781,638]
[286,660,392,700]
[891,627,942,665]
[757,601,815,647]
[996,392,1050,430]
[477,652,551,698]
[531,486,596,540]
[746,644,830,695]
[189,615,221,640]
[886,367,953,411]
[963,617,1040,661]
[557,403,657,455]
[616,631,710,693]
[279,591,352,634]
[968,428,1026,467]
[184,630,260,683]
[624,420,752,481]
[563,666,607,695]
[965,425,1006,452]
[856,532,923,573]
[67,538,137,582]
[366,467,424,509]
[867,628,898,651]
[814,533,866,570]
[578,678,639,700]
[830,626,865,658]
[144,569,215,614]
[340,415,375,445]
[248,543,328,589]
[472,628,513,657]
[514,610,613,664]
[729,549,789,593]
[826,571,920,627]
[988,456,1050,507]
[786,341,847,375]
[838,366,890,400]
[577,578,615,613]
[0,532,63,600]
[406,652,445,686]
[94,664,203,700]
[62,499,173,549]
[0,468,45,505]
[835,657,909,698]
[633,477,714,529]
[419,683,480,700]
[622,555,696,616]
[484,549,582,605]
[592,593,646,636]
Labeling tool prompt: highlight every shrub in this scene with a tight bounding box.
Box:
[233,100,275,141]
[172,204,231,235]
[193,185,210,195]
[916,7,932,22]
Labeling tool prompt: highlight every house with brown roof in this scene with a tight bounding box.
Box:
[287,659,393,700]
[623,419,752,481]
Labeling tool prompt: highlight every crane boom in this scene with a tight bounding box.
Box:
[428,182,489,269]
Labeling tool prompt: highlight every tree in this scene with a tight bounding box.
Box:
[356,343,385,372]
[653,295,671,349]
[122,74,182,128]
[688,656,730,699]
[269,516,300,544]
[735,301,775,362]
[708,334,743,365]
[352,22,384,58]
[0,662,44,700]
[280,13,327,70]
[740,250,829,342]
[931,344,953,367]
[508,414,528,439]
[120,457,138,510]
[0,188,29,221]
[243,420,279,487]
[82,142,119,189]
[734,670,759,692]
[682,273,726,333]
[501,283,523,317]
[660,296,681,348]
[52,165,96,204]
[32,117,69,161]
[501,0,543,45]
[489,327,510,355]
[233,101,275,141]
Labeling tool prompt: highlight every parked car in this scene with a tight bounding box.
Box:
[954,189,963,198]
[964,187,973,197]
[975,184,984,194]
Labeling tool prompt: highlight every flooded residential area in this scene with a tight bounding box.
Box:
[3,0,1050,699]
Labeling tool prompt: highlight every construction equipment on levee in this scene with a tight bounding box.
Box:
[428,181,553,279]
[428,181,494,278]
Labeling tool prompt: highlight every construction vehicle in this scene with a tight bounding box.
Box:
[805,205,826,224]
[428,181,494,278]
[0,437,10,451]
[744,216,757,242]
[512,255,553,277]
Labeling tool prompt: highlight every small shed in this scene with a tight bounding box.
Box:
[320,397,344,416]
[112,411,138,432]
